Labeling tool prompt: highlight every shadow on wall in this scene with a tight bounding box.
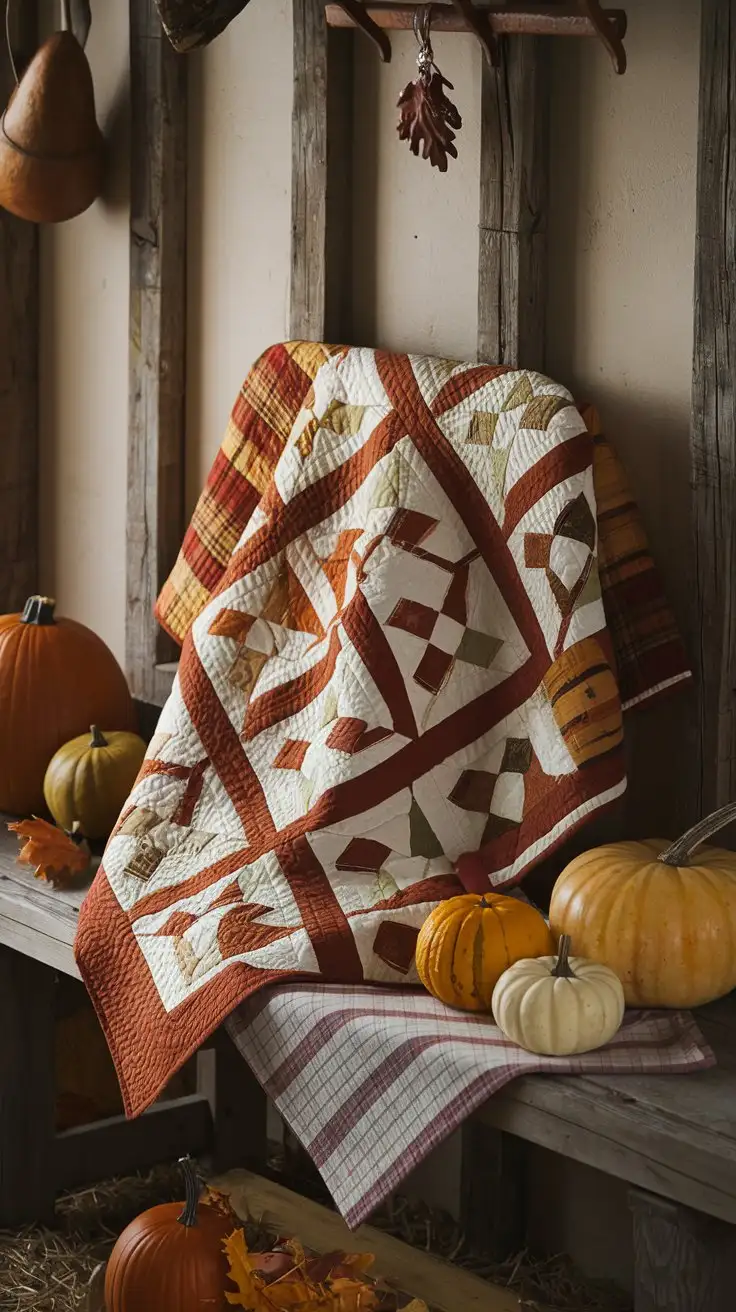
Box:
[545,0,700,839]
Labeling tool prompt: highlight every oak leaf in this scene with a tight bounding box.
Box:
[8,817,91,889]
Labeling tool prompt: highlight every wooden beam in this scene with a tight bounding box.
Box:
[477,35,550,370]
[54,1095,213,1192]
[691,0,736,814]
[291,0,354,341]
[127,0,188,705]
[214,1169,524,1312]
[326,3,627,39]
[0,7,39,612]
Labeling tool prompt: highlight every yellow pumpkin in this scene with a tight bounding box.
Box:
[44,725,146,841]
[549,804,736,1008]
[415,892,555,1012]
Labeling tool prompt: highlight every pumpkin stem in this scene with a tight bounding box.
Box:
[658,802,736,866]
[21,596,56,626]
[552,934,576,979]
[177,1156,201,1229]
[89,726,108,749]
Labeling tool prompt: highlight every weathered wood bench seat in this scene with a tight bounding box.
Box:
[2,818,736,1309]
[0,824,265,1229]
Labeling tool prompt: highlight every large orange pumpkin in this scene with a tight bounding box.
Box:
[105,1158,233,1312]
[415,892,555,1012]
[549,803,736,1008]
[0,596,135,816]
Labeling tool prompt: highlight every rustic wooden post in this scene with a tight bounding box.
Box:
[0,8,39,612]
[127,0,188,705]
[691,0,736,816]
[477,36,550,371]
[630,1188,736,1312]
[0,946,56,1226]
[290,0,354,341]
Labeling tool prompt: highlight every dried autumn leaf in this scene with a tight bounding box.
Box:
[329,1278,379,1311]
[201,1184,241,1223]
[8,817,91,889]
[224,1230,278,1312]
[399,1303,428,1312]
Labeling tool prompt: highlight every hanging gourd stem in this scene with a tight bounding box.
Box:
[552,934,576,979]
[89,726,108,749]
[177,1157,201,1229]
[21,596,57,626]
[658,802,736,867]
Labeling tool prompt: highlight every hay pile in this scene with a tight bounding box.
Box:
[0,1165,630,1312]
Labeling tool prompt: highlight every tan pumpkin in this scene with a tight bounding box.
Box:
[549,804,736,1008]
[0,596,136,816]
[44,725,146,840]
[415,892,555,1012]
[105,1158,233,1312]
[492,935,625,1056]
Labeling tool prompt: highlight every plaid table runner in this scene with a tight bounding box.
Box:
[228,983,714,1229]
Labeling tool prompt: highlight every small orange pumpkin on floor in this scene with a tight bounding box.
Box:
[105,1158,233,1312]
[415,892,555,1012]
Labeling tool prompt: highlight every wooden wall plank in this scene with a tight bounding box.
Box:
[127,0,188,704]
[0,9,39,612]
[290,0,354,342]
[477,36,550,371]
[691,0,736,814]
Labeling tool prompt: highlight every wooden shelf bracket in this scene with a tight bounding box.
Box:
[325,2,628,72]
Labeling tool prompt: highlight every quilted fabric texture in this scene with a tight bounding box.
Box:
[76,346,690,1115]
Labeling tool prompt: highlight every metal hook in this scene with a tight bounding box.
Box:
[413,4,434,68]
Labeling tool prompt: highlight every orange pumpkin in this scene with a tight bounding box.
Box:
[0,596,135,815]
[415,892,555,1012]
[105,1158,233,1312]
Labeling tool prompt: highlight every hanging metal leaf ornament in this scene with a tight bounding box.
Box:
[397,5,462,173]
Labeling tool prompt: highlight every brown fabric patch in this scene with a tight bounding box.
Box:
[373,921,419,974]
[450,769,497,813]
[336,838,392,873]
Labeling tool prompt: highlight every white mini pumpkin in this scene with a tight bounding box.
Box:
[491,935,625,1056]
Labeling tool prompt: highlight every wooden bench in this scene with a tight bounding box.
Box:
[0,823,265,1228]
[3,822,736,1311]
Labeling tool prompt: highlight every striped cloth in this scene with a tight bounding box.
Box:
[227,983,714,1229]
[156,344,691,715]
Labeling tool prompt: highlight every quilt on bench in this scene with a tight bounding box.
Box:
[76,344,691,1115]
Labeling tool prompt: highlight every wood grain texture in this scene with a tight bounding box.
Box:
[54,1095,213,1192]
[0,946,56,1226]
[479,997,736,1226]
[477,35,549,371]
[691,0,736,814]
[326,3,627,37]
[0,820,86,976]
[214,1169,523,1312]
[0,4,39,612]
[196,1027,268,1172]
[460,1121,527,1260]
[127,0,187,703]
[290,0,354,341]
[630,1188,736,1312]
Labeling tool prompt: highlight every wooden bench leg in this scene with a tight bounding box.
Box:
[460,1122,526,1260]
[630,1188,736,1312]
[0,944,56,1226]
[197,1027,268,1174]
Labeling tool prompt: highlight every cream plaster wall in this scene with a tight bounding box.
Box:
[38,0,700,727]
[36,2,701,1286]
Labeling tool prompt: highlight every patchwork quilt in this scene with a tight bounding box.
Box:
[76,344,691,1115]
